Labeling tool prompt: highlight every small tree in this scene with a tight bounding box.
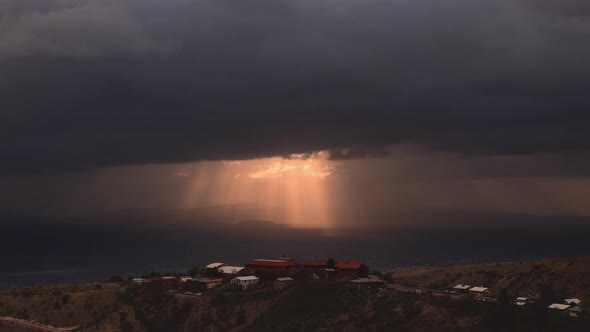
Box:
[108,275,123,282]
[541,285,555,305]
[497,288,510,306]
[359,264,370,278]
[326,258,336,269]
[188,266,203,278]
[61,294,71,305]
[236,307,247,325]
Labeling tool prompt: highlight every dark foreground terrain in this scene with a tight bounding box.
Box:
[2,257,590,331]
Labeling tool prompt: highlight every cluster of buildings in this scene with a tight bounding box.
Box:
[451,284,586,318]
[452,284,489,294]
[206,257,368,279]
[512,295,583,316]
[547,298,584,318]
[132,275,224,291]
[131,256,372,293]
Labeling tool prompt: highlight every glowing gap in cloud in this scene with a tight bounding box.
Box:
[181,152,336,228]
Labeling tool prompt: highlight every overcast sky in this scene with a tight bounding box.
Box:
[1,0,590,221]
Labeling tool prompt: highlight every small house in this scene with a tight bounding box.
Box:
[231,276,260,290]
[303,260,328,274]
[452,284,471,293]
[348,275,385,289]
[469,286,489,295]
[132,278,146,284]
[198,278,223,289]
[565,298,581,305]
[144,276,179,291]
[334,260,367,279]
[179,276,193,283]
[569,306,582,318]
[218,265,245,276]
[514,297,529,306]
[274,277,294,290]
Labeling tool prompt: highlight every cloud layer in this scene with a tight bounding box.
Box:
[1,0,590,174]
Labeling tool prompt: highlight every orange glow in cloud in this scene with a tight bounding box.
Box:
[247,153,334,180]
[180,152,336,228]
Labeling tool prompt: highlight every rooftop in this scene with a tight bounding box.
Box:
[218,266,245,274]
[565,298,581,305]
[304,260,328,267]
[199,278,223,283]
[469,287,488,293]
[453,284,471,290]
[235,276,259,281]
[274,257,295,262]
[206,262,226,269]
[276,277,294,282]
[334,260,363,270]
[246,259,298,267]
[548,303,571,310]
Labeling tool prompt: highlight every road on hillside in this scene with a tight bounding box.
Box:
[0,316,79,332]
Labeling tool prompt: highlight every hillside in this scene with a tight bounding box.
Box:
[2,258,590,331]
[385,257,590,302]
[0,279,495,332]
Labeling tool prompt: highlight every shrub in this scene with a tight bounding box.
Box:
[120,320,133,332]
[236,307,247,325]
[61,294,71,305]
[108,276,123,282]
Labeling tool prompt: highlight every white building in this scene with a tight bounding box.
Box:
[274,277,294,290]
[231,276,259,290]
[548,303,570,310]
[565,298,581,305]
[206,262,226,269]
[469,286,489,294]
[453,284,471,293]
[218,265,245,275]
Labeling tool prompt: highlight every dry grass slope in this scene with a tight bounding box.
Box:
[385,257,590,302]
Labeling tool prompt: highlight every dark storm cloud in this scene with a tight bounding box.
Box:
[521,0,590,18]
[1,0,590,174]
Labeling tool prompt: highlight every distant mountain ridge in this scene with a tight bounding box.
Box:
[1,205,590,230]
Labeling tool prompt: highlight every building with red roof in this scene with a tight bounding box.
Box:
[304,260,328,267]
[303,260,329,275]
[335,260,362,270]
[334,260,368,279]
[244,258,300,276]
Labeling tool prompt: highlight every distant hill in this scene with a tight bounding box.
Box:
[95,203,284,227]
[356,209,590,230]
[3,206,590,231]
